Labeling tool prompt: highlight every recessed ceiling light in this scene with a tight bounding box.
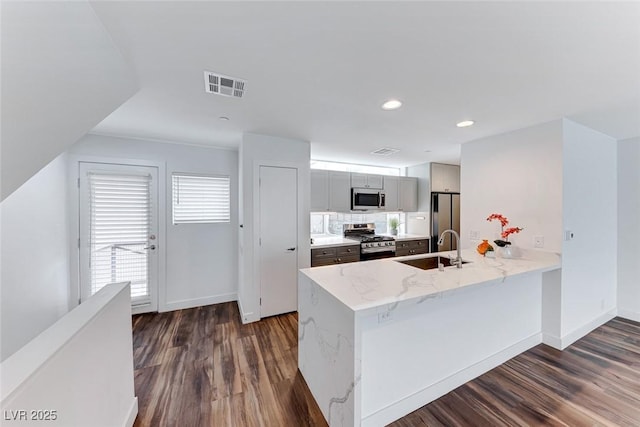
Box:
[456,120,475,128]
[381,99,402,110]
[219,116,230,121]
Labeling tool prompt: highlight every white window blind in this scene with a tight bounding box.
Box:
[88,172,151,301]
[172,174,230,224]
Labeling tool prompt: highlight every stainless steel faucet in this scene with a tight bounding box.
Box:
[437,229,463,268]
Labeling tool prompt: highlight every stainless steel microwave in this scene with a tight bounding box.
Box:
[351,188,386,211]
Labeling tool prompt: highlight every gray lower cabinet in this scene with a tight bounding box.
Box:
[311,245,360,267]
[395,238,429,257]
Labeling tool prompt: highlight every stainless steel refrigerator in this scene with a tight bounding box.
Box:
[431,192,460,252]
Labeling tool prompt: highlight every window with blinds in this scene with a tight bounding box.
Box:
[88,172,151,301]
[172,174,230,224]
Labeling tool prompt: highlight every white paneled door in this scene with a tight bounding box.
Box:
[79,162,159,312]
[259,166,298,318]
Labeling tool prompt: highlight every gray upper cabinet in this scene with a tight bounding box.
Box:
[328,171,351,212]
[383,176,399,211]
[310,170,351,212]
[383,176,418,212]
[310,170,330,211]
[351,173,384,189]
[399,177,418,211]
[430,163,460,193]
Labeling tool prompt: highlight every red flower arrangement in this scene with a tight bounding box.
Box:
[487,213,523,247]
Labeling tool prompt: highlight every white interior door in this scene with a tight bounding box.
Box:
[79,162,159,313]
[259,166,298,318]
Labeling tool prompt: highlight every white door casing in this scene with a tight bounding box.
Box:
[79,162,159,313]
[258,166,298,318]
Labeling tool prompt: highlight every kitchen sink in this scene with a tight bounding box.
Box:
[396,255,469,271]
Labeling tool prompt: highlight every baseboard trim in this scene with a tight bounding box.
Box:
[615,309,640,323]
[124,397,138,427]
[558,309,617,350]
[237,297,259,324]
[362,333,542,427]
[542,333,562,350]
[161,293,237,312]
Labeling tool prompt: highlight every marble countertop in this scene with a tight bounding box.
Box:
[310,235,360,249]
[300,249,561,313]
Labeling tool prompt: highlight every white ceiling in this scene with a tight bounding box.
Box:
[89,1,640,167]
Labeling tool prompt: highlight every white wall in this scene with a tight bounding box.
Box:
[617,137,640,322]
[1,283,137,427]
[460,120,564,252]
[560,119,617,343]
[68,134,238,312]
[460,119,620,348]
[1,1,137,200]
[1,154,70,361]
[239,133,310,323]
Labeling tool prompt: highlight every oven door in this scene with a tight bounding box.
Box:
[361,249,396,261]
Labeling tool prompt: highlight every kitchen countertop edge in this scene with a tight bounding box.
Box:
[300,249,561,315]
[310,236,360,249]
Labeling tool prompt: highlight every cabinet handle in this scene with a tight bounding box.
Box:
[336,258,342,263]
[347,248,352,252]
[322,251,327,255]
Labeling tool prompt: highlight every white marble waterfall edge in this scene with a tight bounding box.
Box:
[298,273,358,426]
[298,249,561,426]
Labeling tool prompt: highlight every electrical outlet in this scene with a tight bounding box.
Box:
[378,310,393,324]
[469,230,478,240]
[534,235,544,248]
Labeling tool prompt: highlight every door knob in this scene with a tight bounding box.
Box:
[145,245,156,250]
[286,247,296,251]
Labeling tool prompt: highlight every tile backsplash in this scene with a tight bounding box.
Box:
[311,212,402,236]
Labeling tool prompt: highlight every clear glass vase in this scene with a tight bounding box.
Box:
[500,245,513,258]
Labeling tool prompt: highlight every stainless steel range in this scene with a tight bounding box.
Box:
[343,223,396,260]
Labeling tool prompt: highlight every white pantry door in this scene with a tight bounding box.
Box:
[259,166,298,318]
[79,162,159,312]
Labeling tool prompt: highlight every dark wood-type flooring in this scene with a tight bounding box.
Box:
[132,303,640,426]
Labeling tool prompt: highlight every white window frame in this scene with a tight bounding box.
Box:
[172,173,231,224]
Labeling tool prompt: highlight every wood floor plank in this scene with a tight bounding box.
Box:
[390,318,640,427]
[131,303,640,427]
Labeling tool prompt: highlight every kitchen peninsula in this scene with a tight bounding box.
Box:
[298,249,561,426]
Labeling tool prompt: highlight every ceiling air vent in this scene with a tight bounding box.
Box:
[203,71,246,99]
[370,147,400,156]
